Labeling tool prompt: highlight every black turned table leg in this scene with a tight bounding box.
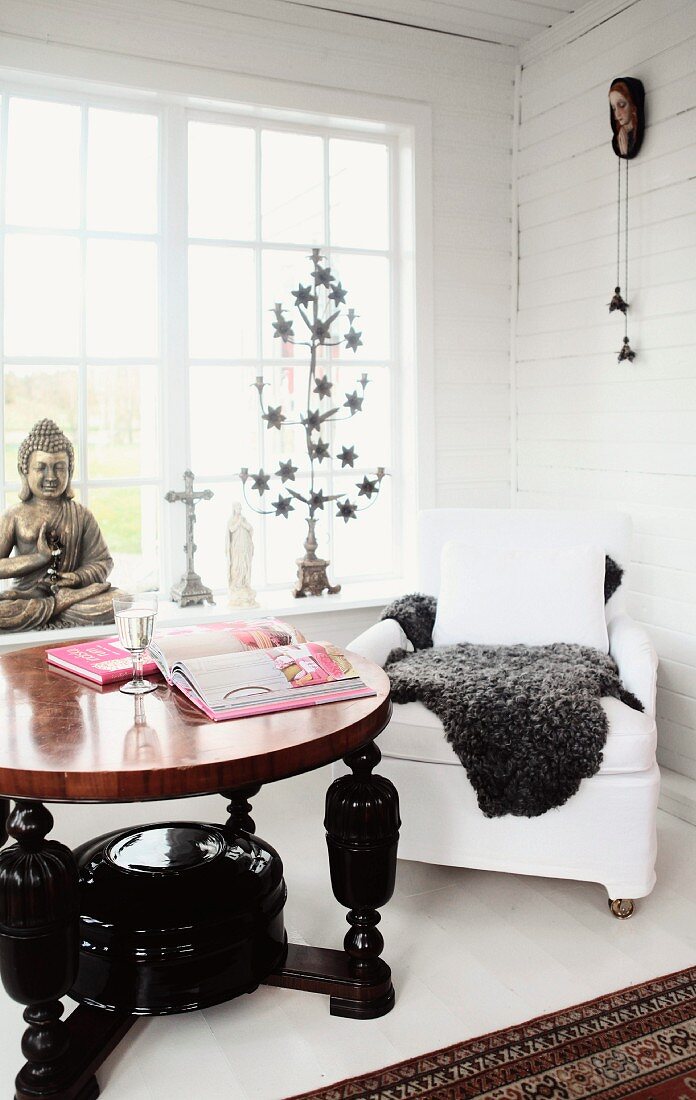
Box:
[0,797,9,847]
[0,802,81,1098]
[324,740,400,1017]
[221,784,261,833]
[0,802,133,1100]
[265,738,400,1019]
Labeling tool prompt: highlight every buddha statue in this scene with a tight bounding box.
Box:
[0,419,120,631]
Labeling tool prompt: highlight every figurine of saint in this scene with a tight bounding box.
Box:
[226,503,258,608]
[0,419,121,631]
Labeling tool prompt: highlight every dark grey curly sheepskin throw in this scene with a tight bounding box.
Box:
[380,568,641,819]
[381,592,437,650]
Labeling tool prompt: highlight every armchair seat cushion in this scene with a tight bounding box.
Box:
[380,695,656,776]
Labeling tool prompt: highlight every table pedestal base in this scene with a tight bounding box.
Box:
[1,740,400,1099]
[15,1005,134,1100]
[265,943,394,1019]
[13,937,394,1100]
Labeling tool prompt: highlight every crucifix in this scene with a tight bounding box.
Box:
[165,470,215,607]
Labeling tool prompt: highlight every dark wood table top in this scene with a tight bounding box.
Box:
[0,642,391,804]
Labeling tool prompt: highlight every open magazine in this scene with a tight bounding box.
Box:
[148,617,300,683]
[168,641,375,721]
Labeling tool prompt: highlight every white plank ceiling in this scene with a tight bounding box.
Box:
[280,0,598,46]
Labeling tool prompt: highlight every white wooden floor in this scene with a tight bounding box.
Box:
[1,770,694,1100]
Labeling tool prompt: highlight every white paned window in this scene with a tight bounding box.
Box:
[186,116,397,590]
[0,91,161,592]
[0,83,402,595]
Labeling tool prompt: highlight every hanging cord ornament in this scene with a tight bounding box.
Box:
[609,156,628,316]
[608,77,644,364]
[617,157,635,363]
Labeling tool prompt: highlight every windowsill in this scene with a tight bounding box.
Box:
[0,578,407,652]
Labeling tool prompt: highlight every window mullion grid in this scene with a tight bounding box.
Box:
[187,236,388,259]
[185,357,388,368]
[162,104,191,594]
[323,132,335,574]
[3,225,159,243]
[76,104,89,506]
[3,356,161,367]
[388,135,401,580]
[0,82,164,119]
[80,476,160,489]
[0,94,8,513]
[187,108,391,148]
[255,124,270,590]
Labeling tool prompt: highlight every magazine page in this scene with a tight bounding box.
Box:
[173,642,372,720]
[149,618,298,681]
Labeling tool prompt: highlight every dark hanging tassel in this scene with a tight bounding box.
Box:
[618,336,635,362]
[609,286,628,314]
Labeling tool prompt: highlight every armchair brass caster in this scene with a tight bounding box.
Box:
[608,898,635,919]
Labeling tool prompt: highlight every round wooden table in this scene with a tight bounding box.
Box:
[0,643,397,1100]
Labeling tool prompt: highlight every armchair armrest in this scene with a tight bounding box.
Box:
[348,618,413,669]
[608,613,658,717]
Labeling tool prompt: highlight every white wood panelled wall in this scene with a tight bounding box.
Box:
[514,0,696,811]
[0,0,515,515]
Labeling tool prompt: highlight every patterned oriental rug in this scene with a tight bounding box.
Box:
[290,966,696,1100]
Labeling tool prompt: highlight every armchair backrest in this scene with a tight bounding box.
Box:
[418,508,632,616]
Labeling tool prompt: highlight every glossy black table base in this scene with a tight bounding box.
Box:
[0,741,400,1100]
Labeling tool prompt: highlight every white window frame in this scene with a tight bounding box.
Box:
[182,107,403,590]
[0,50,434,597]
[0,80,165,588]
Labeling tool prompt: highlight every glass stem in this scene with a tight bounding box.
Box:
[132,649,144,685]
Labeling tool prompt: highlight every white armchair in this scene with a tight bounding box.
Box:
[348,509,660,917]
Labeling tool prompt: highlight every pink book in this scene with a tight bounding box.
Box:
[46,638,159,685]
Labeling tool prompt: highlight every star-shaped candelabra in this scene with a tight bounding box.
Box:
[239,249,387,597]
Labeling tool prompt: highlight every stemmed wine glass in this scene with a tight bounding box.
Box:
[113,594,158,695]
